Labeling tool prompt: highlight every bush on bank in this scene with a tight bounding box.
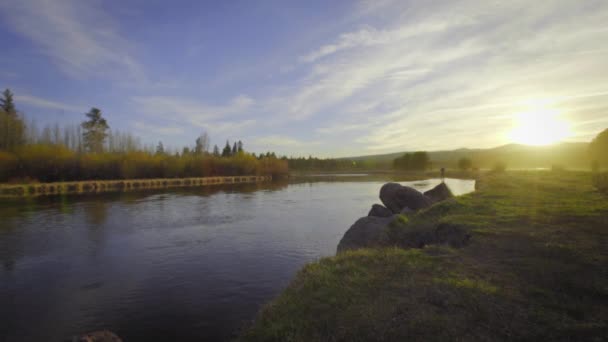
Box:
[0,144,288,183]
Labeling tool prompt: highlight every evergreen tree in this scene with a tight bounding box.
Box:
[0,89,17,116]
[222,140,232,157]
[237,140,243,153]
[213,144,220,157]
[81,107,109,153]
[156,141,165,155]
[0,89,25,150]
[232,142,238,155]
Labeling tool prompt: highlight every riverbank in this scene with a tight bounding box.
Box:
[0,175,271,197]
[240,171,608,341]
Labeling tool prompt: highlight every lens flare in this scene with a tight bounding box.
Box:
[509,106,570,146]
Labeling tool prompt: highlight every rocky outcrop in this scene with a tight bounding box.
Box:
[380,183,433,213]
[337,216,394,252]
[368,204,393,217]
[338,181,471,253]
[424,182,454,203]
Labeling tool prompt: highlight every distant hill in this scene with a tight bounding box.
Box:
[343,142,592,169]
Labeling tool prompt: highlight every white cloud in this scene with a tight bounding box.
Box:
[132,122,184,136]
[265,0,608,155]
[16,94,85,112]
[0,0,143,80]
[131,95,255,127]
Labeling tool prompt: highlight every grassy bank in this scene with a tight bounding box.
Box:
[0,175,270,197]
[240,171,608,341]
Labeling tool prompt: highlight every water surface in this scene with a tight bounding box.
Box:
[0,178,474,341]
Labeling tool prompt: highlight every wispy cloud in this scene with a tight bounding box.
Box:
[16,94,85,112]
[0,0,143,81]
[265,0,608,154]
[3,0,608,156]
[131,95,254,127]
[132,122,185,136]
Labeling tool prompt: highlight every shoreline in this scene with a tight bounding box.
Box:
[0,175,271,198]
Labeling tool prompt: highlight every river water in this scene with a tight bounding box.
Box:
[0,178,474,341]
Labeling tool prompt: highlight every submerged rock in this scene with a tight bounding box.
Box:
[74,330,122,342]
[337,216,394,253]
[424,182,454,203]
[380,183,432,213]
[368,204,393,217]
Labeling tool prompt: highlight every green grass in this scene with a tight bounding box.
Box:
[239,171,608,341]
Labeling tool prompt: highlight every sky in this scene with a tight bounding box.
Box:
[1,0,607,157]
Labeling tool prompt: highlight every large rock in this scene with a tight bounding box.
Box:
[337,216,394,253]
[424,182,454,203]
[368,204,393,217]
[380,183,433,213]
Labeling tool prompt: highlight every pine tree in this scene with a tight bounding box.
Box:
[213,144,220,157]
[237,140,243,153]
[81,107,109,153]
[222,140,232,157]
[0,89,17,116]
[232,142,237,155]
[156,141,165,155]
[0,89,25,150]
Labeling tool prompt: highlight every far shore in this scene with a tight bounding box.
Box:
[0,175,271,198]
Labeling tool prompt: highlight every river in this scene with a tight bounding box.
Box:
[0,178,474,341]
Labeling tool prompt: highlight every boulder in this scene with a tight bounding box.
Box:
[424,182,454,203]
[337,216,394,253]
[368,204,393,217]
[380,183,432,213]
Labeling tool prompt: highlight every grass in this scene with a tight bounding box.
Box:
[239,171,608,341]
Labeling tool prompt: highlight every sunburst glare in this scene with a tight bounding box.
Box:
[509,105,571,146]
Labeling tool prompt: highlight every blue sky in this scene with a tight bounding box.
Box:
[1,0,607,157]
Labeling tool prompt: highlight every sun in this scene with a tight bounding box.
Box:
[508,106,571,146]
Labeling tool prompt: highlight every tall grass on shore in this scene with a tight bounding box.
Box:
[0,175,270,197]
[0,144,287,183]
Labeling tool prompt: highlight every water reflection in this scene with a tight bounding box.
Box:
[0,178,472,341]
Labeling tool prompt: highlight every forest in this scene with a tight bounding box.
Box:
[0,89,287,183]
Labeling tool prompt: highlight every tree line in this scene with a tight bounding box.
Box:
[0,89,287,183]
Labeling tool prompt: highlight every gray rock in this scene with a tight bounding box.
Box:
[337,216,394,253]
[368,204,393,217]
[399,207,415,215]
[380,183,433,213]
[424,182,454,203]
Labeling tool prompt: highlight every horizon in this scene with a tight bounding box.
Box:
[1,0,608,157]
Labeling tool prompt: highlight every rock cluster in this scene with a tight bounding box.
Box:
[337,182,470,253]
